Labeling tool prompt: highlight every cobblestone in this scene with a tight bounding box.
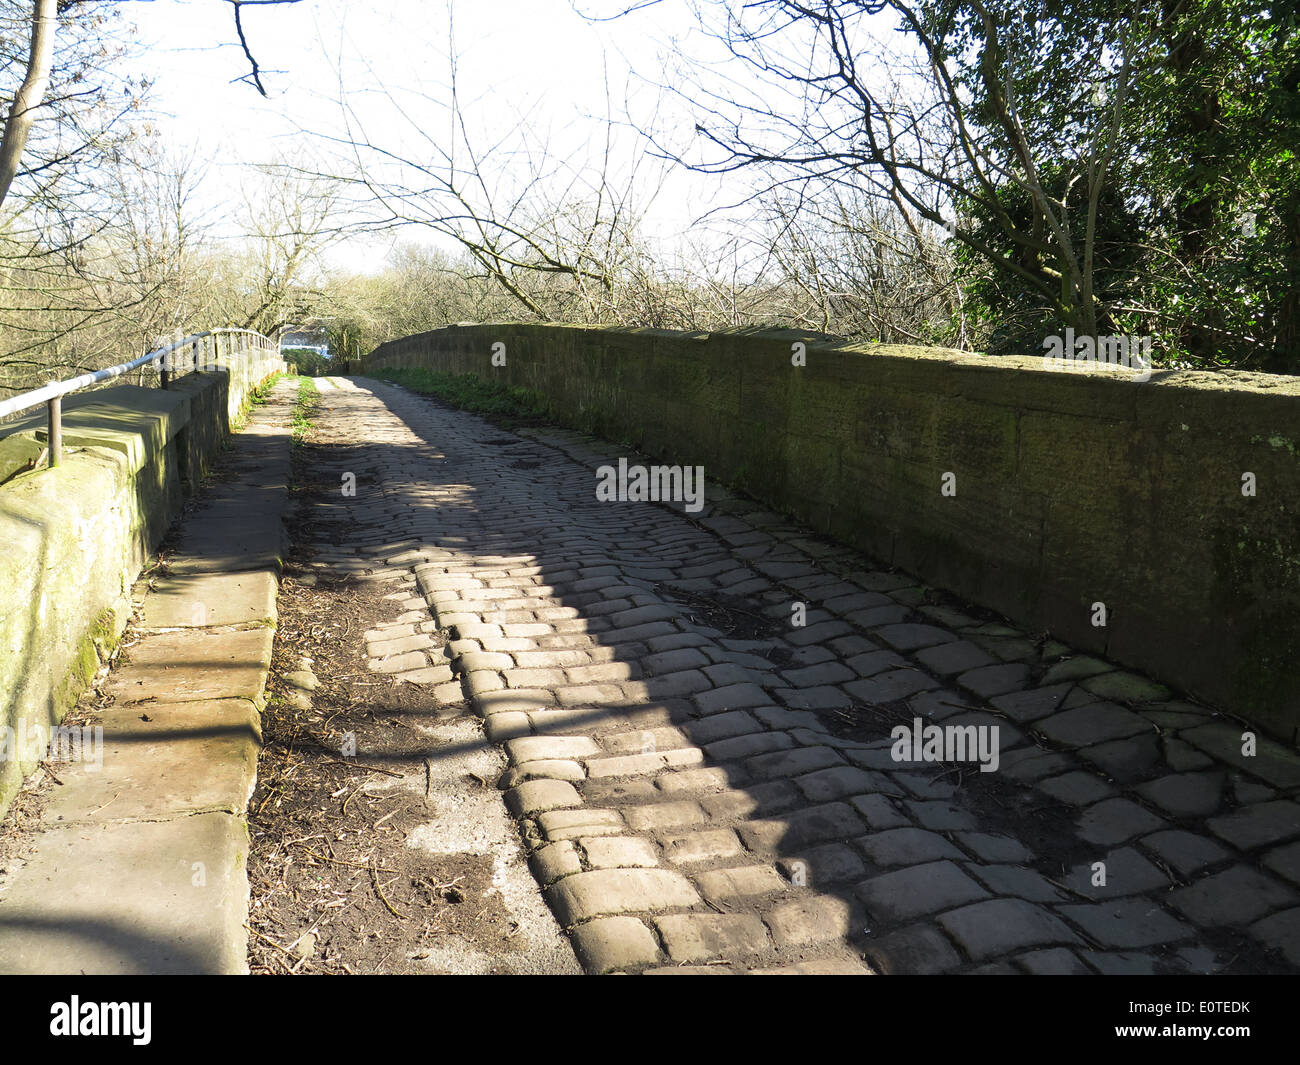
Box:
[1016,948,1092,975]
[682,711,764,746]
[867,924,962,974]
[1137,829,1232,876]
[956,663,1031,699]
[580,836,660,869]
[366,632,435,657]
[874,623,957,652]
[859,828,965,867]
[367,650,428,673]
[746,745,845,781]
[1035,700,1152,748]
[1250,908,1300,966]
[1056,898,1193,948]
[531,841,582,884]
[1206,801,1300,851]
[938,899,1078,959]
[780,843,866,885]
[740,802,865,852]
[605,725,692,752]
[1168,866,1295,927]
[500,759,586,786]
[569,916,662,973]
[848,794,912,830]
[1066,846,1168,899]
[1077,798,1167,845]
[655,766,737,794]
[661,828,744,865]
[794,766,886,803]
[547,868,702,924]
[766,896,857,947]
[585,748,705,779]
[622,801,706,832]
[1263,841,1300,887]
[505,779,582,816]
[537,808,624,841]
[704,731,794,761]
[693,864,787,903]
[322,379,1300,975]
[749,955,874,975]
[656,913,769,962]
[1036,771,1116,806]
[698,780,801,820]
[1135,771,1225,818]
[857,861,990,921]
[506,735,601,764]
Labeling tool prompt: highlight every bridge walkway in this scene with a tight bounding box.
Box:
[293,376,1300,975]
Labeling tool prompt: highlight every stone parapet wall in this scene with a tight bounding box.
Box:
[365,324,1300,739]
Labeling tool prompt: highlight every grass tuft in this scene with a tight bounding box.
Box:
[291,376,319,443]
[371,367,548,426]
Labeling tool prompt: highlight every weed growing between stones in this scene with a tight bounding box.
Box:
[371,367,546,427]
[291,376,320,444]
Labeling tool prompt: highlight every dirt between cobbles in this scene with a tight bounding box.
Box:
[245,390,577,976]
[246,556,541,973]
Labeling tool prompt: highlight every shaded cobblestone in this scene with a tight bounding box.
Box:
[330,378,1299,975]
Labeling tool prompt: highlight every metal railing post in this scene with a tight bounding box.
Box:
[0,328,275,476]
[47,395,61,467]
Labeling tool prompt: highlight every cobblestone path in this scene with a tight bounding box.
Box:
[301,377,1300,975]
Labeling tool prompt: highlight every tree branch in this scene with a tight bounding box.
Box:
[224,0,303,97]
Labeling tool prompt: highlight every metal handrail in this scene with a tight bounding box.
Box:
[0,327,277,469]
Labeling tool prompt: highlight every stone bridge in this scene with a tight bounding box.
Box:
[0,326,1298,975]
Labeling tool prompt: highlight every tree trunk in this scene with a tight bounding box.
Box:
[0,0,57,208]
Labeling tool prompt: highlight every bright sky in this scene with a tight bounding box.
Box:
[136,0,745,274]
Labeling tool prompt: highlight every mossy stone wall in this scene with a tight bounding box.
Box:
[365,324,1300,739]
[0,353,285,819]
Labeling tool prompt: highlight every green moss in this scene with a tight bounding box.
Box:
[232,371,284,430]
[87,605,122,661]
[1249,433,1298,457]
[42,628,103,740]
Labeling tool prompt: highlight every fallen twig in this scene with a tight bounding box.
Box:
[297,845,395,874]
[245,924,297,959]
[320,758,403,778]
[370,864,405,919]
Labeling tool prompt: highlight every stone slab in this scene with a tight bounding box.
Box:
[166,511,287,575]
[0,813,250,974]
[102,627,274,706]
[139,571,277,629]
[43,699,261,824]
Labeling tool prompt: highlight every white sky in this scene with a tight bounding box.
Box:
[136,0,747,274]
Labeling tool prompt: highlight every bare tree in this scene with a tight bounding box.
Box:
[0,137,216,393]
[752,185,969,345]
[616,1,1141,342]
[295,0,679,326]
[226,162,344,336]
